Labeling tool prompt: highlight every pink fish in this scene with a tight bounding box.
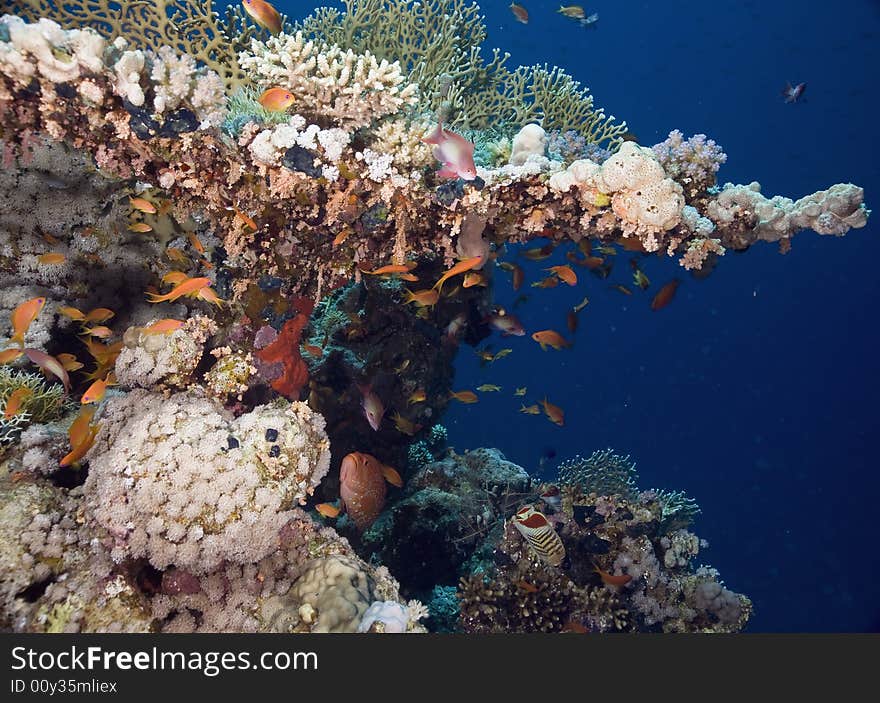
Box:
[487,312,525,336]
[443,313,467,346]
[422,122,478,180]
[23,348,70,393]
[358,383,385,431]
[782,81,806,103]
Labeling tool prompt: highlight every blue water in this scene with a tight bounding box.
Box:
[270,0,880,632]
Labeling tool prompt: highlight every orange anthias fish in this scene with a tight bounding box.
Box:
[56,352,83,372]
[302,343,323,357]
[129,196,157,214]
[81,372,115,405]
[403,288,440,307]
[23,348,70,393]
[541,397,565,426]
[449,390,478,404]
[80,326,113,339]
[127,222,153,233]
[187,233,206,255]
[84,308,114,324]
[392,411,422,436]
[258,87,296,112]
[408,389,427,404]
[360,262,417,276]
[652,279,680,311]
[162,270,190,286]
[531,330,571,351]
[433,255,485,292]
[60,407,100,468]
[9,297,46,347]
[242,0,283,35]
[509,2,529,24]
[37,253,66,265]
[0,348,23,364]
[546,265,578,286]
[522,244,554,261]
[4,387,32,419]
[146,276,217,304]
[316,452,402,531]
[57,306,85,321]
[594,564,633,587]
[142,319,184,335]
[531,276,559,289]
[462,272,486,288]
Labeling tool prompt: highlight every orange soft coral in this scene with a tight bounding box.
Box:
[255,298,314,399]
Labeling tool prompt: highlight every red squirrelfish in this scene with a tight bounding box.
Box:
[422,122,477,181]
[358,383,385,431]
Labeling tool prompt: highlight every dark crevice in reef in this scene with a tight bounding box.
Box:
[17,575,54,603]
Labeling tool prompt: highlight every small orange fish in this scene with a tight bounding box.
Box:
[433,256,485,292]
[651,279,680,311]
[611,284,633,296]
[315,502,341,519]
[531,330,571,351]
[146,276,213,304]
[498,261,525,290]
[166,247,189,264]
[60,421,100,468]
[242,0,283,35]
[9,298,46,348]
[402,288,440,307]
[67,406,96,449]
[80,326,113,339]
[81,373,115,405]
[57,306,85,321]
[618,236,647,253]
[0,348,23,364]
[509,2,529,24]
[449,390,478,404]
[4,387,32,419]
[187,233,206,255]
[84,308,114,324]
[531,276,559,289]
[515,580,539,593]
[546,265,577,286]
[332,227,352,247]
[397,272,419,282]
[143,319,184,335]
[594,564,633,587]
[408,389,426,404]
[23,348,69,392]
[233,208,258,231]
[522,244,553,261]
[195,286,224,307]
[56,352,83,372]
[361,262,417,276]
[127,222,153,233]
[129,196,157,214]
[566,309,578,333]
[302,343,323,357]
[392,411,422,436]
[561,620,589,634]
[41,231,60,246]
[541,397,565,426]
[258,86,295,111]
[37,252,66,265]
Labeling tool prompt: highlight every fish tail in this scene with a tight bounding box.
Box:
[8,332,24,348]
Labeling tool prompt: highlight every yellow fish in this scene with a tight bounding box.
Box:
[408,389,427,404]
[514,387,527,396]
[493,349,513,360]
[520,404,540,415]
[37,253,66,265]
[477,384,502,392]
[557,5,585,19]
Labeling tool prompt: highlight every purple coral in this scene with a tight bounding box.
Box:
[652,130,727,198]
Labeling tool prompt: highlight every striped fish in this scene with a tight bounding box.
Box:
[511,506,566,567]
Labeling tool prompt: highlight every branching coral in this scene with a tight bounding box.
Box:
[557,448,640,499]
[0,367,66,447]
[13,0,279,92]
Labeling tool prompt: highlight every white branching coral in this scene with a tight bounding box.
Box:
[0,15,105,86]
[84,389,331,574]
[239,31,418,129]
[149,45,226,128]
[247,115,351,177]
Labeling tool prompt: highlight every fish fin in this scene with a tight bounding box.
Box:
[422,123,445,145]
[381,465,403,488]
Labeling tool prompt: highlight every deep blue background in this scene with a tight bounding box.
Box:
[264,0,879,631]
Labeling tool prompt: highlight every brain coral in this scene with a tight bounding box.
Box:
[84,389,331,573]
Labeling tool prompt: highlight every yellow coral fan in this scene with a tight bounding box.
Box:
[14,0,280,93]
